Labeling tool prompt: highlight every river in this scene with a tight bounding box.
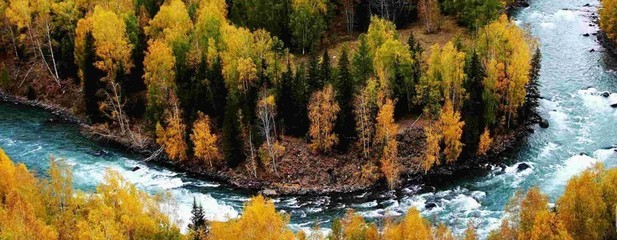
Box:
[1,0,617,237]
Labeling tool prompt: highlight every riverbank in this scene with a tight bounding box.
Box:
[0,88,541,196]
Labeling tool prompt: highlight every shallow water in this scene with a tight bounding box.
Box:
[1,0,617,237]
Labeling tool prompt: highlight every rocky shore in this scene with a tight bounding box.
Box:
[0,88,541,197]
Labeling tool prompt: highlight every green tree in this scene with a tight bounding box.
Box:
[334,48,356,150]
[461,51,486,156]
[321,49,332,85]
[222,94,245,168]
[352,36,374,86]
[289,0,327,54]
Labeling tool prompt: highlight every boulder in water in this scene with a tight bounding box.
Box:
[91,150,106,157]
[602,92,611,98]
[590,49,596,52]
[132,166,141,171]
[517,163,531,172]
[583,33,590,37]
[539,119,550,128]
[261,189,277,196]
[611,103,617,108]
[425,202,438,210]
[584,3,591,7]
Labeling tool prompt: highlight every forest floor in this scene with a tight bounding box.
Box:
[0,16,537,196]
[299,16,469,64]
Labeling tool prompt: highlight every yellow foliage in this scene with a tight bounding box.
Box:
[308,85,340,153]
[418,42,466,115]
[4,0,31,31]
[374,39,413,93]
[435,224,456,240]
[0,148,59,240]
[438,101,464,163]
[600,0,617,44]
[209,195,294,240]
[376,98,400,188]
[145,0,193,45]
[144,39,176,115]
[292,0,327,15]
[463,222,477,240]
[383,208,433,240]
[416,44,442,117]
[438,42,466,110]
[341,210,370,239]
[422,123,442,173]
[477,127,492,156]
[489,187,573,240]
[191,112,221,167]
[557,169,609,240]
[478,15,532,125]
[79,0,134,16]
[156,102,188,161]
[89,6,133,80]
[194,0,227,49]
[366,16,398,55]
[529,211,572,240]
[0,148,181,239]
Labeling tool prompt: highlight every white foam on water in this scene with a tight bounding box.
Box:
[65,156,240,233]
[551,154,599,190]
[528,11,545,20]
[504,162,534,177]
[539,142,559,158]
[283,197,299,208]
[471,191,486,201]
[359,208,385,219]
[192,181,221,188]
[578,88,615,112]
[448,194,481,212]
[548,110,569,130]
[553,9,577,21]
[539,98,571,131]
[352,200,378,208]
[593,148,616,162]
[540,22,556,29]
[173,189,239,231]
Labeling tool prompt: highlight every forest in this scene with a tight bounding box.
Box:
[1,0,617,239]
[0,0,539,192]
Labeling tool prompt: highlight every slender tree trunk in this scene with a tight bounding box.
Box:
[5,24,19,59]
[45,23,60,83]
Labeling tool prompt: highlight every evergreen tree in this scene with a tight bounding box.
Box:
[190,197,206,232]
[209,56,227,126]
[409,33,423,108]
[320,49,332,86]
[292,64,310,135]
[352,36,373,86]
[334,48,356,150]
[520,47,541,124]
[222,94,245,168]
[461,51,485,156]
[392,58,410,118]
[307,53,321,93]
[279,60,296,133]
[82,32,104,123]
